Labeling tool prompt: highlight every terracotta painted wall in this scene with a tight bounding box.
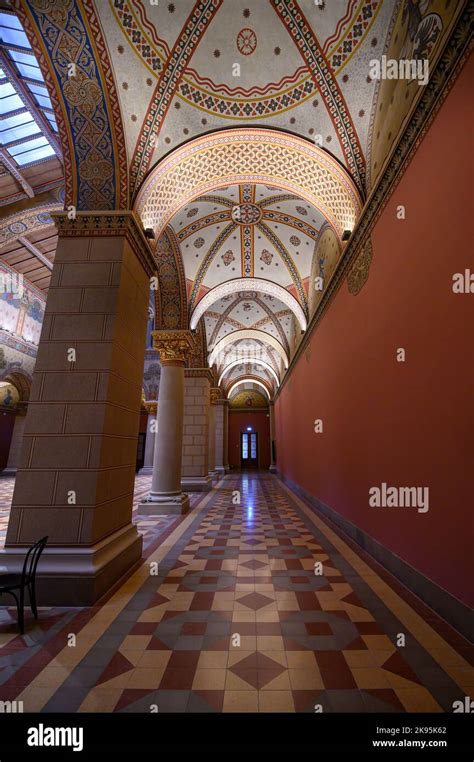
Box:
[275,57,473,608]
[229,410,271,470]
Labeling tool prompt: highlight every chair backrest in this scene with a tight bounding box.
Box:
[21,536,48,585]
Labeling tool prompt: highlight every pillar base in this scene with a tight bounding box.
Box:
[138,466,153,476]
[181,475,212,492]
[269,465,277,473]
[0,524,143,606]
[215,466,226,475]
[138,492,190,515]
[0,468,16,477]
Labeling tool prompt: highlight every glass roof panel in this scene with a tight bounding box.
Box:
[14,144,55,166]
[0,12,23,31]
[8,135,48,156]
[0,110,31,130]
[13,62,44,82]
[8,50,38,66]
[32,93,52,110]
[1,121,40,144]
[0,81,15,98]
[0,11,61,168]
[0,25,31,49]
[0,92,23,114]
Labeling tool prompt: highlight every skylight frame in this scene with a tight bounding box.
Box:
[0,9,61,170]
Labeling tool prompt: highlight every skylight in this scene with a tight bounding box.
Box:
[0,10,58,169]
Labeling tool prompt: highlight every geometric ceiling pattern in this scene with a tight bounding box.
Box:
[1,0,465,400]
[165,181,324,397]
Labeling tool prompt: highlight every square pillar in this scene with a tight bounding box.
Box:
[2,405,27,475]
[181,368,213,492]
[208,387,219,480]
[1,212,155,605]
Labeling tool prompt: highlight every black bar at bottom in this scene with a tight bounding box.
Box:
[0,712,472,758]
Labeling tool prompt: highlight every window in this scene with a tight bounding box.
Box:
[0,10,58,167]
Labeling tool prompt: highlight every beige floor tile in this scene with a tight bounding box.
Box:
[258,691,295,712]
[288,668,324,690]
[192,668,227,690]
[223,691,259,713]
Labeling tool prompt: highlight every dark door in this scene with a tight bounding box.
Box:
[241,431,258,469]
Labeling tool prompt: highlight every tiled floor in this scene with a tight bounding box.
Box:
[0,472,472,713]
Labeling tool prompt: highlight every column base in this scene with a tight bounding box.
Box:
[181,475,212,492]
[0,468,17,477]
[0,524,143,606]
[138,492,190,515]
[138,466,153,476]
[269,465,277,473]
[215,466,226,476]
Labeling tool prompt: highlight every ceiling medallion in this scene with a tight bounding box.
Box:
[237,28,257,56]
[231,202,262,225]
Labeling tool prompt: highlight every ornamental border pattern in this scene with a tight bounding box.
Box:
[129,0,223,197]
[51,213,155,277]
[16,0,128,210]
[136,129,362,240]
[270,0,367,197]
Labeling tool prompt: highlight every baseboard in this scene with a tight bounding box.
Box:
[279,473,473,642]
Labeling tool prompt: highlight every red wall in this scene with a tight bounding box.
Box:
[0,411,15,470]
[229,410,271,470]
[275,57,473,608]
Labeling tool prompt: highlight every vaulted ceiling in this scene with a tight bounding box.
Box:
[1,0,465,400]
[95,0,460,200]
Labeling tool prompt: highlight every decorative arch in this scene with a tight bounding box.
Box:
[2,369,32,402]
[218,359,280,388]
[227,378,271,400]
[209,294,290,355]
[192,279,307,332]
[208,330,289,369]
[16,0,128,209]
[0,202,62,252]
[135,128,362,239]
[153,226,188,330]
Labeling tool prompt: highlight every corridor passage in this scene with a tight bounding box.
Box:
[0,474,471,713]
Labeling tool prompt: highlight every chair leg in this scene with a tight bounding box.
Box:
[18,587,25,635]
[29,582,38,619]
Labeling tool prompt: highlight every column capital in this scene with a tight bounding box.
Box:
[153,330,195,365]
[144,401,158,415]
[184,367,214,384]
[210,387,223,404]
[51,210,156,276]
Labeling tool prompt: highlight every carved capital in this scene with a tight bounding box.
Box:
[152,330,195,364]
[51,211,156,276]
[210,387,222,405]
[144,401,157,415]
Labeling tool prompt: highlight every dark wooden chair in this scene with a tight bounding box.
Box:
[0,536,48,634]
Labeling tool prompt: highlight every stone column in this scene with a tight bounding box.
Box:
[2,405,27,475]
[223,398,230,472]
[181,368,213,492]
[139,402,157,475]
[208,390,217,481]
[138,331,194,515]
[269,400,277,472]
[1,212,155,605]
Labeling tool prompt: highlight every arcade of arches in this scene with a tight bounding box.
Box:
[0,1,471,714]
